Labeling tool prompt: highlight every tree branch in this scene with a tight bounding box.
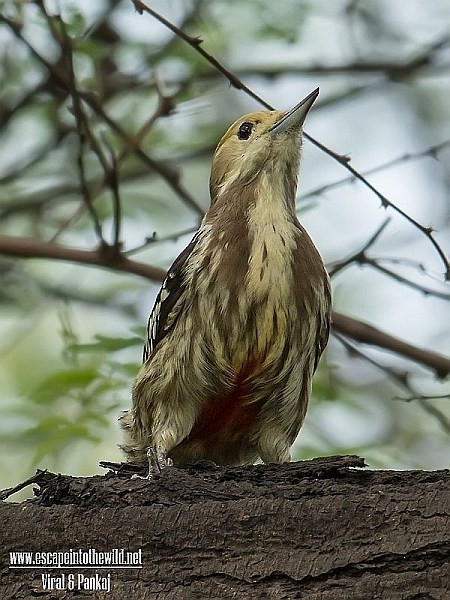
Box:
[0,235,166,281]
[302,139,450,200]
[328,220,450,301]
[0,11,204,218]
[333,332,450,433]
[332,313,450,379]
[1,234,449,379]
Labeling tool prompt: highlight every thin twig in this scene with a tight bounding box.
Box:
[48,88,176,242]
[116,73,175,165]
[334,333,450,433]
[55,15,107,246]
[57,12,125,251]
[360,258,450,301]
[79,90,205,215]
[71,106,106,245]
[301,139,450,200]
[110,149,121,248]
[125,225,198,255]
[0,12,204,218]
[329,219,391,277]
[395,392,450,403]
[159,30,450,82]
[328,220,450,301]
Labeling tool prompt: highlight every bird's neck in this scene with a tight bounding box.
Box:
[209,157,299,222]
[245,170,300,298]
[202,167,302,301]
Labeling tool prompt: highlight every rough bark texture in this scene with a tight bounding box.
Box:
[1,455,449,599]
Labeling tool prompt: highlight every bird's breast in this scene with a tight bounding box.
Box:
[186,168,326,369]
[193,200,302,368]
[245,183,298,301]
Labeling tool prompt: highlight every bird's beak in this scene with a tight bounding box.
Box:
[269,87,319,135]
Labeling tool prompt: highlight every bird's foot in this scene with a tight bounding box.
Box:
[131,446,173,480]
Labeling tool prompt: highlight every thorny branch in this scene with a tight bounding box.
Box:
[301,140,450,201]
[328,221,450,301]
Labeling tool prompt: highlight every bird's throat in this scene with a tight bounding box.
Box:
[245,171,299,297]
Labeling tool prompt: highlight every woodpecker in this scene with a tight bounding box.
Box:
[120,88,331,475]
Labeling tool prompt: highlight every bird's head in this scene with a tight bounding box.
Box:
[210,88,319,204]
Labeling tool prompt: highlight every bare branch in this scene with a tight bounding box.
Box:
[329,220,450,301]
[302,139,450,200]
[332,313,450,379]
[125,225,198,255]
[0,11,204,218]
[395,393,450,403]
[68,84,106,245]
[0,235,166,281]
[1,234,449,379]
[329,219,390,277]
[131,0,270,108]
[360,259,450,301]
[48,87,176,242]
[334,333,450,433]
[107,144,122,249]
[47,11,127,250]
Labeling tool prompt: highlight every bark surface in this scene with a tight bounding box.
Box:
[1,455,449,599]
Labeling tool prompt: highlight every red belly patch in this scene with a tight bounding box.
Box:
[181,359,260,454]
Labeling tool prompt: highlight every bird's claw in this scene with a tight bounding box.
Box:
[131,446,173,480]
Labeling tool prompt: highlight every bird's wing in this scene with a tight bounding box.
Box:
[313,314,331,373]
[313,280,332,373]
[143,234,199,363]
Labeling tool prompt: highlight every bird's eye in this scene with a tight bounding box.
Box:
[237,122,253,140]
